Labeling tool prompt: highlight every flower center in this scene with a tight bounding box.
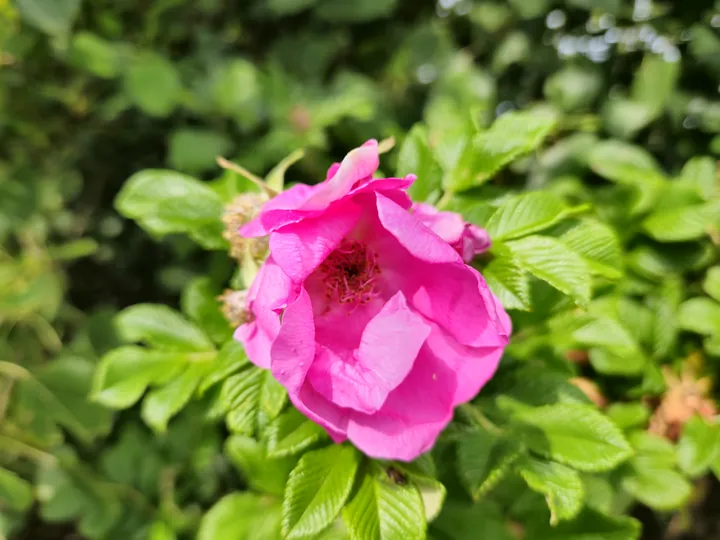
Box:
[320,240,381,306]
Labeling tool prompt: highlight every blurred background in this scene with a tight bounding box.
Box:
[1,0,720,538]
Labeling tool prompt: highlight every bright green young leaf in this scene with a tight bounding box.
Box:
[525,508,641,540]
[514,404,633,472]
[199,340,249,395]
[398,124,443,202]
[544,66,603,112]
[282,445,360,540]
[15,0,80,36]
[198,492,281,540]
[484,192,581,241]
[0,467,33,511]
[677,416,720,477]
[456,425,525,499]
[343,468,426,540]
[115,169,226,249]
[148,521,177,540]
[483,250,531,311]
[141,362,211,433]
[505,236,591,306]
[558,219,623,279]
[266,408,328,458]
[124,52,182,117]
[115,304,214,351]
[225,435,296,497]
[518,457,584,525]
[446,109,557,191]
[91,347,187,409]
[605,403,650,431]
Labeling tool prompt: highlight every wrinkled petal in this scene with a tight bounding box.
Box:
[424,325,503,405]
[269,201,362,283]
[307,292,430,414]
[270,287,315,394]
[290,382,349,442]
[234,258,293,369]
[300,140,379,211]
[412,202,466,244]
[346,346,457,461]
[240,184,315,237]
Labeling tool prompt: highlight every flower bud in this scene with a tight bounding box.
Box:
[222,194,268,262]
[218,289,252,326]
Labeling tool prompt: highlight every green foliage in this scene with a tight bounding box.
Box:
[3,0,720,538]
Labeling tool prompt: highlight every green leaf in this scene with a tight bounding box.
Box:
[525,508,641,540]
[485,192,583,241]
[221,367,265,435]
[544,66,603,112]
[69,32,120,79]
[518,457,584,525]
[282,445,360,540]
[677,416,720,477]
[148,521,177,540]
[588,141,665,213]
[573,318,646,375]
[432,500,513,540]
[268,0,317,16]
[259,372,288,423]
[483,249,531,311]
[678,297,720,336]
[198,492,281,540]
[343,468,426,540]
[630,54,679,118]
[456,425,525,499]
[605,403,650,431]
[505,236,591,306]
[181,277,233,345]
[446,109,557,191]
[558,219,623,279]
[266,408,327,458]
[398,125,442,202]
[141,362,210,433]
[15,0,80,36]
[316,0,398,22]
[678,156,717,200]
[642,200,720,242]
[514,404,632,472]
[115,170,226,249]
[199,340,249,395]
[168,129,232,174]
[704,266,720,303]
[115,304,214,351]
[22,356,114,443]
[92,347,187,409]
[123,52,182,117]
[225,435,296,497]
[0,467,33,511]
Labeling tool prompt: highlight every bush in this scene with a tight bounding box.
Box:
[1,0,719,539]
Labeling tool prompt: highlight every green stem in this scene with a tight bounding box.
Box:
[436,190,454,210]
[460,403,503,434]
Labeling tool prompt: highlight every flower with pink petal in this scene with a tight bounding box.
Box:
[411,202,491,263]
[235,140,510,461]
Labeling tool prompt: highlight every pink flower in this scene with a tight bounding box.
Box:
[235,140,510,461]
[412,203,491,263]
